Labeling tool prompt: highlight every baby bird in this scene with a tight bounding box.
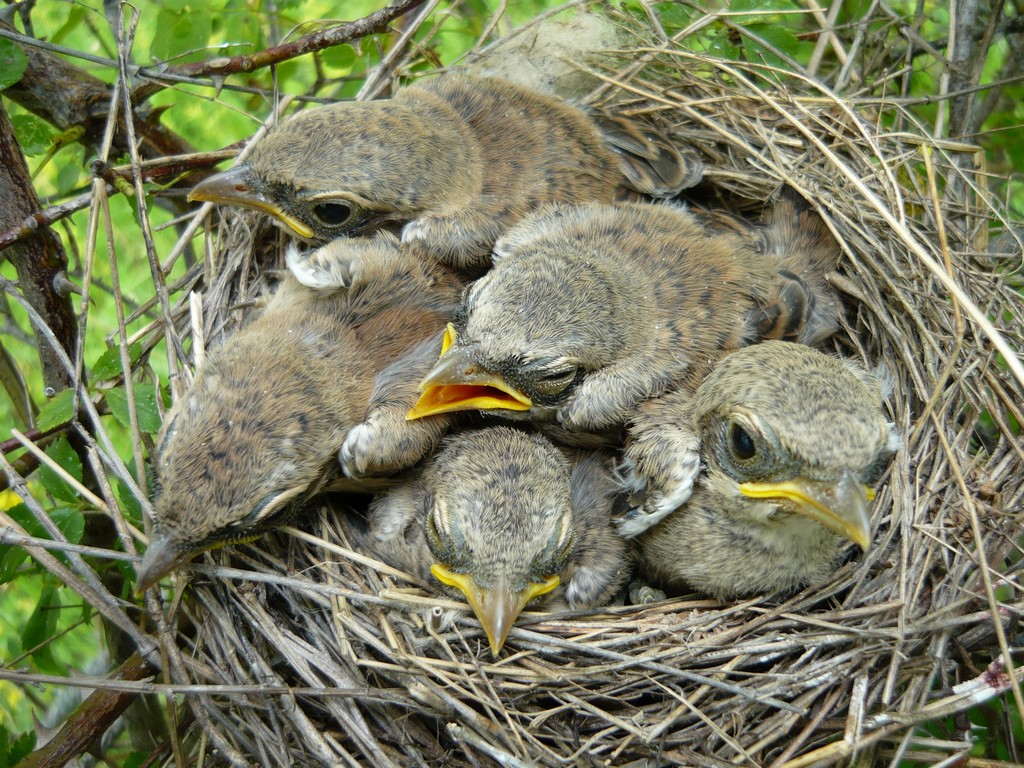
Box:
[136,235,464,593]
[627,341,899,597]
[187,73,696,270]
[362,426,628,656]
[407,199,839,439]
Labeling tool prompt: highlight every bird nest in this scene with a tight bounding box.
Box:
[15,3,1023,767]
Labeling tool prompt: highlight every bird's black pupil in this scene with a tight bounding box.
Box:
[312,202,352,226]
[730,423,756,460]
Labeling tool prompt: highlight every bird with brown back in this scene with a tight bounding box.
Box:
[362,426,628,656]
[406,197,840,446]
[136,235,464,593]
[625,341,899,595]
[188,73,698,271]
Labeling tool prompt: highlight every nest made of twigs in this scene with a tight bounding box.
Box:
[38,3,1024,767]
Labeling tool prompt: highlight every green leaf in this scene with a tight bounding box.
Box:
[151,8,213,63]
[51,5,89,46]
[0,503,30,584]
[320,43,358,74]
[50,507,85,545]
[730,0,777,11]
[36,388,76,432]
[55,154,85,197]
[106,383,162,433]
[38,436,83,504]
[118,477,144,524]
[123,752,148,768]
[0,38,28,91]
[654,2,694,31]
[0,337,35,430]
[23,583,60,674]
[0,502,86,583]
[92,342,142,381]
[10,114,54,157]
[744,23,803,66]
[4,729,35,768]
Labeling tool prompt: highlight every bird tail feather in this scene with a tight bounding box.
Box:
[752,192,842,346]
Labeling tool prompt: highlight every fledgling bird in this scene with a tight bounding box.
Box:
[406,199,840,440]
[187,73,698,270]
[136,235,464,593]
[625,341,900,597]
[362,426,628,656]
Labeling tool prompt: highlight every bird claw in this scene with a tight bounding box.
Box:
[613,448,700,537]
[615,499,679,537]
[340,409,443,479]
[339,423,374,478]
[557,398,616,432]
[628,580,667,605]
[286,243,358,290]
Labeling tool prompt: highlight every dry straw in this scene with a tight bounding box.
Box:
[4,1,1022,766]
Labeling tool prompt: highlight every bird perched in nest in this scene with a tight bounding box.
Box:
[187,73,699,271]
[361,426,628,656]
[406,197,840,443]
[623,341,899,597]
[136,235,464,593]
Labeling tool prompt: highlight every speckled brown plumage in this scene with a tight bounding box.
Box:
[188,74,697,270]
[137,235,464,592]
[408,199,840,442]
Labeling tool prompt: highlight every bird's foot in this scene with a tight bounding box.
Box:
[565,564,616,608]
[340,410,444,478]
[286,242,360,290]
[339,422,377,478]
[615,499,679,537]
[401,214,495,271]
[613,452,700,537]
[556,398,619,433]
[628,579,667,605]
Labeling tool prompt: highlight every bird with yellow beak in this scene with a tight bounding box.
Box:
[187,73,697,271]
[362,426,627,656]
[623,341,899,596]
[136,236,464,593]
[407,198,840,439]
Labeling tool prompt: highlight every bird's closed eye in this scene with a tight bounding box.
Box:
[310,201,357,227]
[531,366,578,397]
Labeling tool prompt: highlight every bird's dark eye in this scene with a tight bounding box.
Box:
[729,422,757,461]
[532,366,578,397]
[310,201,355,227]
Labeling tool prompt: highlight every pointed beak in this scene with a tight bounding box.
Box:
[188,166,315,240]
[135,533,191,595]
[406,324,532,420]
[739,469,873,550]
[431,564,560,656]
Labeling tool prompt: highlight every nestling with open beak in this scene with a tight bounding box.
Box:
[623,341,899,597]
[362,426,628,656]
[188,73,698,271]
[136,235,464,593]
[407,198,840,440]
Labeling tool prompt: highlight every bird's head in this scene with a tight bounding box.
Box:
[696,341,899,549]
[419,428,576,656]
[407,240,641,423]
[136,330,346,594]
[188,100,473,245]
